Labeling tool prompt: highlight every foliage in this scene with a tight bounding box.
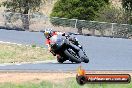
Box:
[0,0,45,30]
[122,0,132,24]
[122,0,132,11]
[96,5,129,24]
[50,0,109,34]
[50,0,109,21]
[1,0,44,14]
[32,44,37,48]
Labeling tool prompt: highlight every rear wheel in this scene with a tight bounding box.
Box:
[64,49,81,63]
[57,55,64,63]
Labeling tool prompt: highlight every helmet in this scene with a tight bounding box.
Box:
[44,28,53,39]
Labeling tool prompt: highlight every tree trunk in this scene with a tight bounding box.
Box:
[91,29,95,36]
[22,14,29,31]
[76,21,83,34]
[22,3,29,31]
[77,28,83,34]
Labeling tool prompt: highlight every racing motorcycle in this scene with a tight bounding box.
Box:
[49,34,89,63]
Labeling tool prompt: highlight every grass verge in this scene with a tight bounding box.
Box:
[0,43,54,63]
[0,78,131,88]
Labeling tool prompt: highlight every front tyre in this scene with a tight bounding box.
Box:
[64,49,81,63]
[83,57,89,63]
[82,51,89,63]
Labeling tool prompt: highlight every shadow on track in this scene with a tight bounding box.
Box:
[46,62,81,64]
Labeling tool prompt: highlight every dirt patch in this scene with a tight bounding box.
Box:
[0,72,75,84]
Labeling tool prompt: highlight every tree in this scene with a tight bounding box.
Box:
[122,0,132,24]
[1,0,44,30]
[122,0,132,11]
[96,5,129,24]
[50,0,109,34]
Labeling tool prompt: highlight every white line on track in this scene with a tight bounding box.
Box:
[0,60,57,66]
[0,41,28,46]
[0,40,47,50]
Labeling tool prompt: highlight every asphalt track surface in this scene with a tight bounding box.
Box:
[0,29,132,71]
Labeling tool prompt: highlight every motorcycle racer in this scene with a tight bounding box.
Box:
[43,28,89,63]
[44,28,65,52]
[44,28,82,52]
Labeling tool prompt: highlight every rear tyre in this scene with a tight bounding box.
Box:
[57,55,64,63]
[64,49,81,63]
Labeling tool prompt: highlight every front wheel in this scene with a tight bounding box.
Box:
[64,49,81,63]
[82,52,89,63]
[83,57,89,63]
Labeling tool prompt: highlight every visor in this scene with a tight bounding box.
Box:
[44,32,51,38]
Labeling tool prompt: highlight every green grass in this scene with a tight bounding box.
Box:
[0,43,54,63]
[0,78,131,88]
